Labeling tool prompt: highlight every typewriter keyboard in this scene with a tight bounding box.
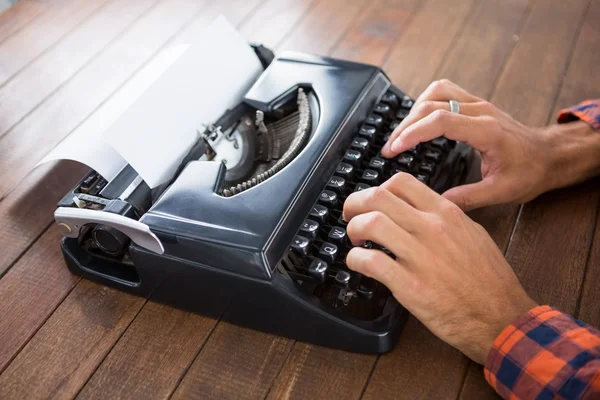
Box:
[282,91,455,315]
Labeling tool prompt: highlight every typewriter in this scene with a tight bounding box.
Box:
[54,46,476,353]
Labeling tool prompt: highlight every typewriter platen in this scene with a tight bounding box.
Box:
[55,49,476,353]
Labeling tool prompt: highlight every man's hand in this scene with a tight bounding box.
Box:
[381,79,600,211]
[343,173,537,364]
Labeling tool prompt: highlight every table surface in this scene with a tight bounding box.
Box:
[1,0,599,399]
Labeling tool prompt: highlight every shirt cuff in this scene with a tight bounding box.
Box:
[558,99,600,133]
[484,305,600,399]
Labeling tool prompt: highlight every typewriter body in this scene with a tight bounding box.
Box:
[55,49,475,353]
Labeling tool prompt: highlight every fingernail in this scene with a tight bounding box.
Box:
[390,137,403,153]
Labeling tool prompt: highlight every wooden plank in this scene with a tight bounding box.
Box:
[0,226,79,373]
[266,344,379,400]
[0,0,110,87]
[171,323,293,400]
[0,280,144,399]
[458,1,595,398]
[239,0,318,49]
[0,0,211,200]
[0,162,87,277]
[277,0,367,56]
[331,0,422,64]
[77,302,218,400]
[561,0,600,329]
[436,0,531,100]
[0,0,48,44]
[0,0,161,139]
[383,0,478,97]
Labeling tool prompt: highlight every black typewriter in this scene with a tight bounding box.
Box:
[54,48,476,353]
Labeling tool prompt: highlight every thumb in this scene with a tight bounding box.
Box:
[442,179,501,211]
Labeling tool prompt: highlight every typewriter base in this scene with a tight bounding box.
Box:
[61,238,408,353]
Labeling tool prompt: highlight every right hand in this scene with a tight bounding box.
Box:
[381,80,600,211]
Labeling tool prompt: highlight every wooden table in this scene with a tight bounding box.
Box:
[0,0,599,398]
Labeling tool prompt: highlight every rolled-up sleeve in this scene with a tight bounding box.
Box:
[484,305,600,399]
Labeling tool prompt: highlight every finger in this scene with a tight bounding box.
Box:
[382,101,492,157]
[413,79,481,110]
[382,172,442,212]
[346,211,418,262]
[343,186,423,232]
[390,111,496,155]
[442,179,505,211]
[346,247,412,294]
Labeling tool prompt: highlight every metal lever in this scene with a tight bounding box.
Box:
[54,207,164,254]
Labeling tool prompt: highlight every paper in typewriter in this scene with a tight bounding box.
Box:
[37,16,263,188]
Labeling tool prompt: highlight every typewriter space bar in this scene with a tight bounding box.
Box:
[54,207,164,254]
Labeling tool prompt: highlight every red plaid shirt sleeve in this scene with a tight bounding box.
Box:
[557,99,600,132]
[484,306,600,399]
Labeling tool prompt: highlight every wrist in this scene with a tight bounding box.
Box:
[542,121,600,191]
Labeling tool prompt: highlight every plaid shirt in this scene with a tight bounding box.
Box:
[484,100,600,399]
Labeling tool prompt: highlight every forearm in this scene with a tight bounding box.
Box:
[543,121,600,192]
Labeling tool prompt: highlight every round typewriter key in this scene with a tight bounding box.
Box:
[401,96,414,109]
[361,169,380,185]
[290,235,311,256]
[335,162,354,178]
[368,157,386,173]
[326,176,346,193]
[365,113,384,128]
[308,259,329,282]
[334,270,351,289]
[309,204,329,224]
[328,226,347,245]
[396,153,414,170]
[343,149,363,166]
[319,242,339,263]
[318,190,338,207]
[381,92,399,110]
[300,219,320,240]
[358,125,377,140]
[351,137,370,154]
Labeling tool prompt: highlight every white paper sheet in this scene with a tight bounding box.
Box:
[37,44,190,181]
[37,16,263,188]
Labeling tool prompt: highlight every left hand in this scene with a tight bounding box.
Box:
[342,172,536,364]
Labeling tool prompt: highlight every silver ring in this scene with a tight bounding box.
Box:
[449,100,460,114]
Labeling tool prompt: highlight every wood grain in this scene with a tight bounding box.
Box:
[383,0,479,97]
[239,0,318,49]
[459,0,595,397]
[0,0,161,139]
[436,0,530,100]
[0,0,47,44]
[0,162,87,276]
[0,280,144,399]
[278,0,368,56]
[0,0,110,87]
[171,323,294,400]
[76,302,218,400]
[331,0,422,64]
[0,0,211,200]
[0,226,79,373]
